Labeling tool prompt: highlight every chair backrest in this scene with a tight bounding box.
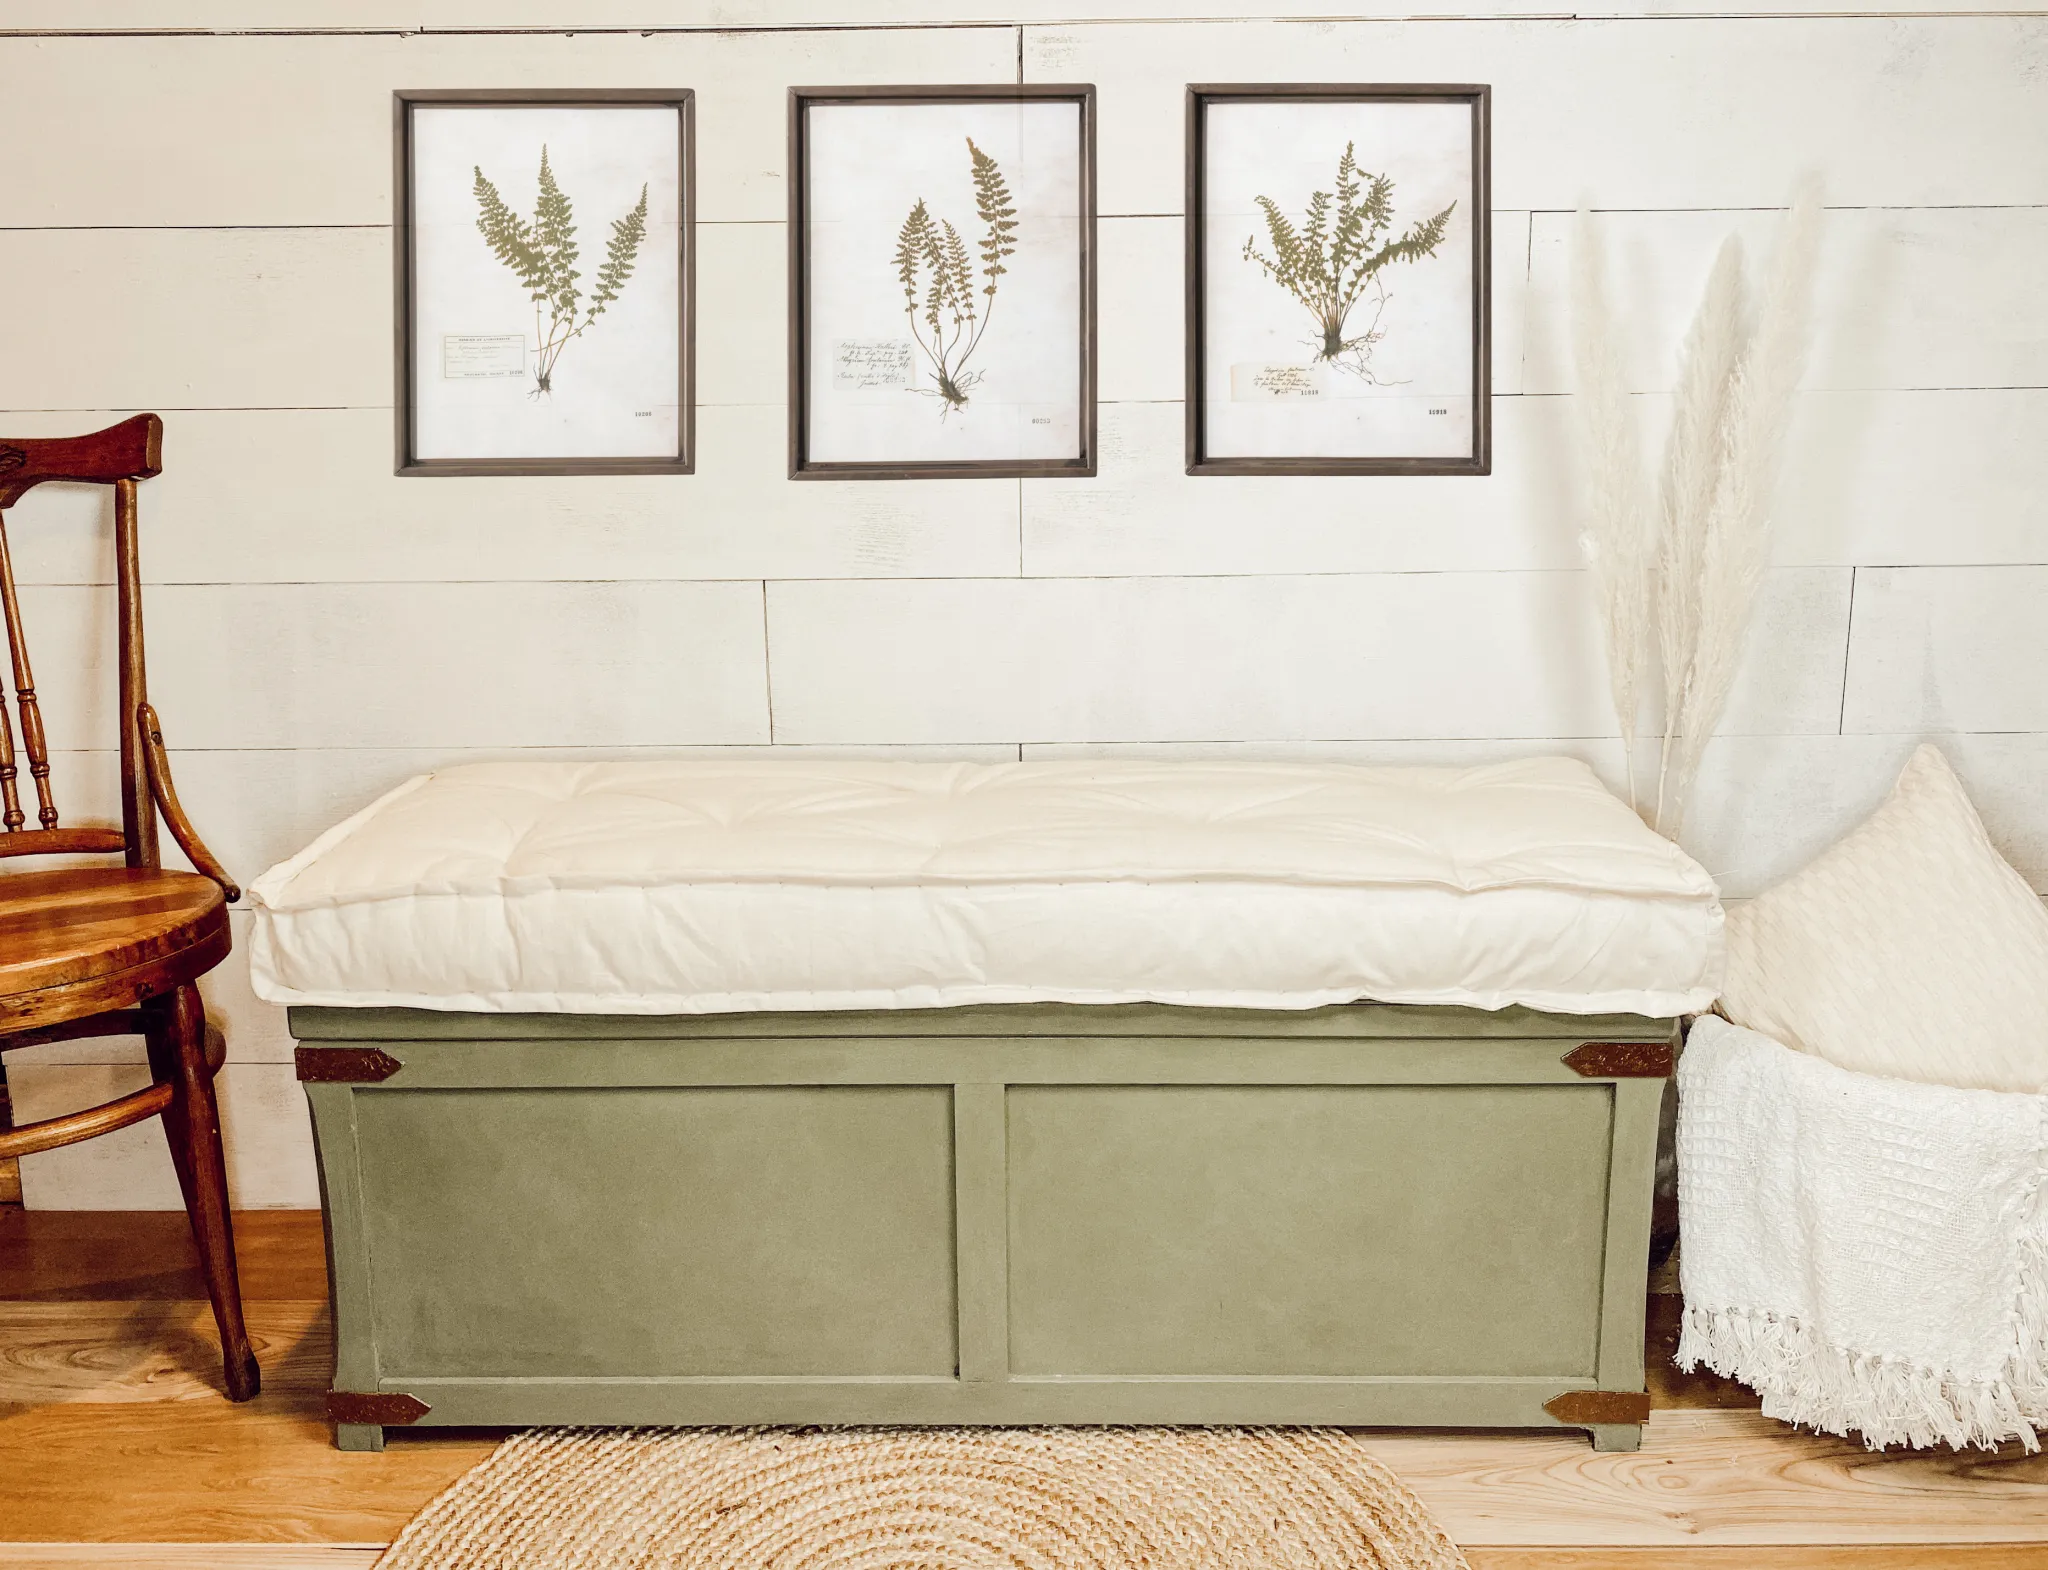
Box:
[0,414,164,868]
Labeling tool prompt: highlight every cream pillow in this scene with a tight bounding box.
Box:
[1720,745,2048,1094]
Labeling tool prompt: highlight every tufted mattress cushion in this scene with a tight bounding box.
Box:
[245,756,1723,1016]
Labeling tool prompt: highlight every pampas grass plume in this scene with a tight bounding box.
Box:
[1570,207,1654,811]
[1653,234,1749,831]
[1662,181,1823,835]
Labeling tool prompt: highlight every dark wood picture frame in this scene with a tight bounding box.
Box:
[1184,84,1491,477]
[788,84,1098,481]
[393,89,696,477]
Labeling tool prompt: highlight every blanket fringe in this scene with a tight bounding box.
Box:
[1677,1224,2048,1452]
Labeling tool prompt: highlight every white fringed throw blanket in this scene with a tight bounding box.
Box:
[1677,1016,2048,1450]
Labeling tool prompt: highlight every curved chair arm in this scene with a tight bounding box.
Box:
[138,702,240,903]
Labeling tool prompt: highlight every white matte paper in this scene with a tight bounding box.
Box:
[803,100,1085,467]
[1202,100,1476,462]
[410,104,683,463]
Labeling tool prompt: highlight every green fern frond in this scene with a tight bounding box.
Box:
[584,183,648,324]
[940,218,976,326]
[1299,189,1332,268]
[893,140,1021,415]
[895,201,931,307]
[1244,146,1455,373]
[473,166,549,300]
[531,146,581,322]
[1358,170,1397,234]
[472,145,652,396]
[967,136,1017,292]
[1328,144,1369,278]
[1378,201,1456,269]
[1243,195,1308,293]
[1336,143,1361,208]
[918,210,949,336]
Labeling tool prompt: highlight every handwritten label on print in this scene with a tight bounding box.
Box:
[834,339,918,391]
[1231,363,1325,401]
[441,334,528,380]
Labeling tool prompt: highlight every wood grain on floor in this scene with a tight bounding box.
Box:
[0,1400,495,1546]
[0,1209,328,1303]
[0,1299,331,1404]
[1372,1409,2048,1546]
[1466,1553,2048,1569]
[0,1210,2041,1566]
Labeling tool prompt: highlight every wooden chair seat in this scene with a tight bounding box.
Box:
[0,867,230,1035]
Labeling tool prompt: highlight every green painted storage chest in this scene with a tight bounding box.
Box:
[294,1001,1674,1453]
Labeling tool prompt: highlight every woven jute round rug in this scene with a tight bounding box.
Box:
[374,1426,1471,1570]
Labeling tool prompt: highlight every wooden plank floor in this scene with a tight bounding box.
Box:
[2,1210,2046,1568]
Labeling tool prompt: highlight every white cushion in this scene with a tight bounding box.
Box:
[1720,745,2048,1094]
[246,755,1723,1017]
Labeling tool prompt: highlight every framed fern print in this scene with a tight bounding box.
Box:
[395,90,694,475]
[1186,85,1490,477]
[788,86,1097,479]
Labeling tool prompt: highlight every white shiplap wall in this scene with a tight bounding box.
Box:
[4,6,2044,1206]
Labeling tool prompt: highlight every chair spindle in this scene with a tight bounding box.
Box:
[0,659,19,832]
[0,513,57,829]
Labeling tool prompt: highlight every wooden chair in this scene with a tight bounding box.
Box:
[0,414,258,1401]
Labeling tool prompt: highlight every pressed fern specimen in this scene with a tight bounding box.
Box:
[892,138,1018,416]
[473,146,649,397]
[1242,143,1455,378]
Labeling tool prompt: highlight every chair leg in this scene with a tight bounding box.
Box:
[145,983,261,1402]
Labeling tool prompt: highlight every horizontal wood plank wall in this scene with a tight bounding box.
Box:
[2,6,2042,1204]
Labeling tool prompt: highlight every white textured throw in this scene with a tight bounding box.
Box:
[1678,1016,2048,1451]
